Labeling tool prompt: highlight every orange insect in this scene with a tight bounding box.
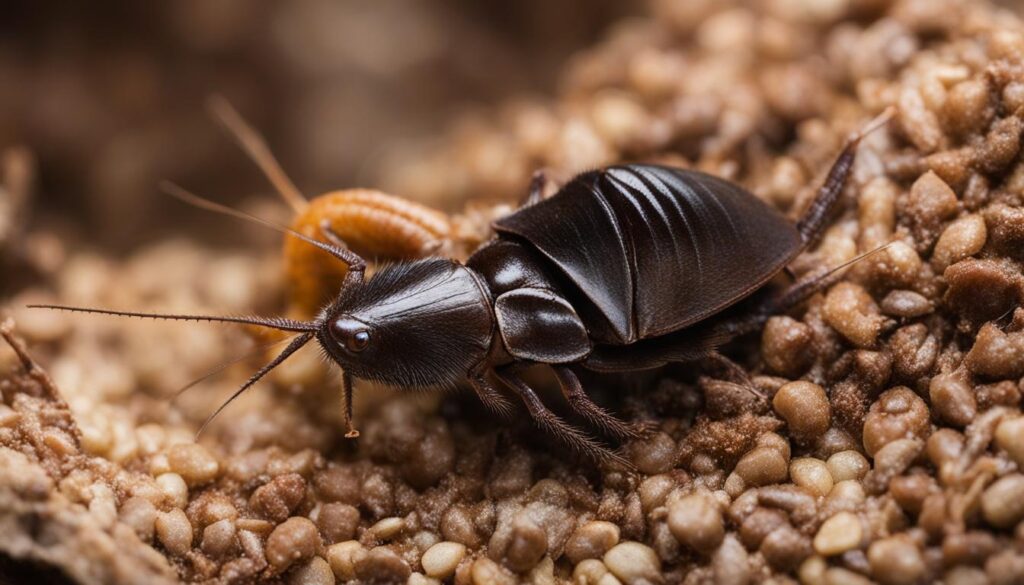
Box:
[208,97,464,319]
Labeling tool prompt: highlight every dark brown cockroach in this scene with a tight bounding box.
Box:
[32,109,895,466]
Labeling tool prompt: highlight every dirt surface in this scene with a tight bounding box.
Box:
[3,0,1024,584]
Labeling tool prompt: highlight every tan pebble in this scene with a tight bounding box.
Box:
[87,483,118,529]
[327,541,367,582]
[995,417,1024,467]
[504,516,548,572]
[879,290,933,318]
[867,536,925,585]
[734,446,789,487]
[201,519,238,558]
[826,480,866,508]
[965,323,1024,379]
[289,556,334,585]
[773,382,831,441]
[266,517,321,572]
[813,512,862,556]
[929,372,977,428]
[667,493,724,553]
[316,502,360,544]
[724,472,747,499]
[862,387,930,456]
[0,405,20,428]
[823,282,885,348]
[572,558,612,585]
[825,566,876,585]
[368,516,405,541]
[471,557,516,585]
[790,458,834,497]
[762,316,815,377]
[155,472,189,509]
[933,214,987,270]
[565,521,620,564]
[637,474,674,512]
[167,443,219,486]
[134,423,167,456]
[155,508,193,556]
[603,541,663,585]
[421,541,466,579]
[408,573,441,585]
[251,473,306,523]
[119,496,157,542]
[236,517,274,535]
[826,451,870,482]
[798,555,827,585]
[981,474,1024,528]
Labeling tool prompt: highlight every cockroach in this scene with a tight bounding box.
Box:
[32,108,895,466]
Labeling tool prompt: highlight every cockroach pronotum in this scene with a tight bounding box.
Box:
[31,108,895,466]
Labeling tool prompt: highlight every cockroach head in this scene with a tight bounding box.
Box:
[316,258,493,388]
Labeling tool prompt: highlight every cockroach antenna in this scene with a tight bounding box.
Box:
[207,95,308,214]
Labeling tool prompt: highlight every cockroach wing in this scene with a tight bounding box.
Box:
[495,165,802,343]
[494,288,592,363]
[495,174,637,344]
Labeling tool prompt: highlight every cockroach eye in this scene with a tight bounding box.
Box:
[349,330,370,352]
[331,319,370,352]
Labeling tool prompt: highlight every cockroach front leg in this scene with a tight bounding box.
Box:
[552,366,649,441]
[469,370,516,419]
[495,366,628,468]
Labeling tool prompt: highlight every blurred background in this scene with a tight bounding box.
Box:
[0,0,638,252]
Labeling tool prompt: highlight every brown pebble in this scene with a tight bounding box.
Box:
[824,283,886,348]
[734,446,789,487]
[965,322,1024,379]
[941,78,994,138]
[565,521,620,564]
[667,493,724,553]
[503,516,547,573]
[316,502,360,544]
[421,541,466,580]
[813,511,863,556]
[773,381,831,441]
[929,372,977,427]
[789,458,834,497]
[289,557,334,585]
[995,416,1024,467]
[251,473,307,523]
[944,259,1023,325]
[355,546,412,582]
[326,541,366,582]
[981,474,1024,528]
[862,387,930,456]
[879,290,933,318]
[166,443,220,487]
[762,316,815,377]
[603,541,663,585]
[155,508,193,557]
[201,519,238,558]
[626,432,677,474]
[867,536,925,585]
[266,517,321,572]
[933,214,987,270]
[826,450,870,482]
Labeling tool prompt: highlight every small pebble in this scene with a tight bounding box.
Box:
[813,512,862,556]
[789,458,834,497]
[826,450,870,482]
[166,443,219,486]
[288,556,334,585]
[867,537,925,585]
[266,517,321,572]
[980,474,1024,528]
[155,508,193,557]
[603,541,663,585]
[772,381,831,441]
[421,541,466,579]
[565,521,620,564]
[667,493,724,553]
[327,541,366,582]
[994,417,1024,467]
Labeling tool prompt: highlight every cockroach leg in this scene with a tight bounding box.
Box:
[341,371,359,438]
[703,351,765,399]
[552,366,645,441]
[495,367,630,469]
[469,372,515,419]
